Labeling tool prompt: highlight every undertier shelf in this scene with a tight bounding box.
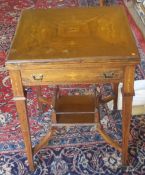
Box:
[55,95,96,123]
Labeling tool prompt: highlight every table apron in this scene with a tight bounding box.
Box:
[21,68,124,85]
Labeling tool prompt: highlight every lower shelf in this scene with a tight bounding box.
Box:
[55,95,96,123]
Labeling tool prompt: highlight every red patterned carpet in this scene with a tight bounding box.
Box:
[0,0,145,174]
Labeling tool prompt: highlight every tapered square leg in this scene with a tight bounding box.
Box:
[122,95,133,165]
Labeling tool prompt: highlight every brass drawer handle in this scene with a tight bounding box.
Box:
[103,72,115,79]
[32,74,43,80]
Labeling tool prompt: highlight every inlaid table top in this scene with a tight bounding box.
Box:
[7,5,139,63]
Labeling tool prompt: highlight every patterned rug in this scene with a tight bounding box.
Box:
[0,0,145,174]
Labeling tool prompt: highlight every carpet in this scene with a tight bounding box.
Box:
[0,0,145,174]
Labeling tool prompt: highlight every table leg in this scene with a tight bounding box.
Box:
[122,66,135,165]
[112,82,119,110]
[9,70,35,171]
[122,95,133,165]
[15,99,35,171]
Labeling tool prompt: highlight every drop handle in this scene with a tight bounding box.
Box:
[103,72,115,79]
[32,74,43,81]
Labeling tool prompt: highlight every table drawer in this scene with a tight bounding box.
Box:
[21,68,123,85]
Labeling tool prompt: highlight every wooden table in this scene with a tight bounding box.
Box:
[6,6,140,171]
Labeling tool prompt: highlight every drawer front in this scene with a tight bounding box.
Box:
[21,68,123,85]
